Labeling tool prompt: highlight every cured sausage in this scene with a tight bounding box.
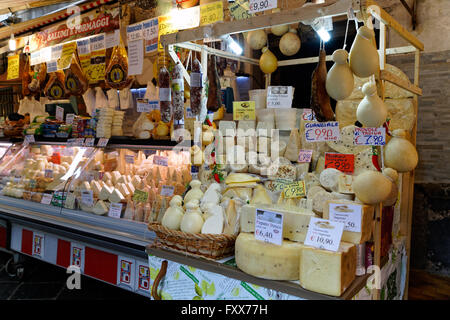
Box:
[310,48,335,122]
[172,63,184,121]
[190,58,202,116]
[159,66,172,123]
[206,55,222,112]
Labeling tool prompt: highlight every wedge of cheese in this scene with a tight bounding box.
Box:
[99,185,114,201]
[131,175,142,188]
[93,200,109,216]
[235,233,305,280]
[90,180,102,197]
[126,182,135,194]
[102,172,112,182]
[299,242,356,296]
[283,129,301,162]
[239,204,316,242]
[225,173,260,184]
[81,181,91,191]
[323,200,374,244]
[118,183,130,197]
[108,188,125,203]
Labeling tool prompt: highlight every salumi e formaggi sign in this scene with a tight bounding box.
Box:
[46,16,111,42]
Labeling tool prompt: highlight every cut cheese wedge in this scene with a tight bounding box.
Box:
[299,242,356,296]
[108,188,125,203]
[239,204,316,242]
[90,180,102,197]
[201,214,224,234]
[225,173,260,184]
[132,175,142,188]
[99,185,114,201]
[235,233,305,280]
[102,172,112,182]
[93,200,109,215]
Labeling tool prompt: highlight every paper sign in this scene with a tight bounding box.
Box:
[354,127,386,146]
[25,135,35,143]
[47,60,58,73]
[324,152,355,174]
[298,149,313,163]
[158,15,178,52]
[142,18,158,53]
[81,190,94,206]
[40,193,53,205]
[266,86,293,109]
[233,101,255,121]
[272,179,293,192]
[328,203,362,233]
[229,0,255,20]
[75,138,85,146]
[97,138,109,147]
[127,23,143,41]
[160,185,174,197]
[77,38,90,56]
[283,181,306,199]
[7,55,20,80]
[30,50,41,66]
[67,138,77,147]
[84,138,95,147]
[128,39,144,76]
[56,106,64,121]
[304,217,344,252]
[200,1,224,26]
[172,6,200,30]
[302,109,317,121]
[249,0,277,13]
[51,45,63,60]
[40,47,52,63]
[90,34,106,52]
[66,113,75,124]
[304,121,340,142]
[125,155,135,164]
[105,29,120,49]
[57,41,76,70]
[137,99,158,112]
[133,190,149,203]
[153,156,168,167]
[254,208,283,246]
[32,232,45,258]
[108,202,123,219]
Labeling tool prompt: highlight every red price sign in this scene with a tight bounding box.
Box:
[324,153,355,174]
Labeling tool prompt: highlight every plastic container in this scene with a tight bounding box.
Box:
[249,89,267,109]
[275,109,298,130]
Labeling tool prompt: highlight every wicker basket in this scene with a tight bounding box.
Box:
[148,222,236,260]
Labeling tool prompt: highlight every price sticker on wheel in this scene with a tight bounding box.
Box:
[304,217,344,252]
[324,152,355,174]
[328,203,362,233]
[354,127,386,146]
[304,121,340,142]
[283,181,306,199]
[249,0,277,13]
[254,209,283,246]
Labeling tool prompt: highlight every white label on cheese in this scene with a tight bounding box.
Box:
[25,135,35,143]
[190,72,202,88]
[40,193,53,205]
[304,121,340,142]
[254,208,283,246]
[97,138,109,147]
[304,217,344,252]
[328,203,362,233]
[354,127,386,146]
[84,138,95,147]
[66,113,75,124]
[159,88,171,102]
[153,156,168,167]
[55,106,64,121]
[249,0,277,13]
[76,38,90,55]
[266,86,293,109]
[298,149,313,163]
[125,155,135,164]
[137,99,159,112]
[302,108,317,121]
[160,185,174,197]
[108,202,123,219]
[81,190,94,207]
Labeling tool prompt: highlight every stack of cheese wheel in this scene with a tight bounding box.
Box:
[112,110,125,136]
[96,108,114,138]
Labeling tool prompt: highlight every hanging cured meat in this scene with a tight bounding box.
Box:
[310,48,334,122]
[159,66,172,123]
[44,71,66,100]
[64,54,88,96]
[190,58,203,116]
[105,42,134,90]
[22,56,32,97]
[206,55,222,112]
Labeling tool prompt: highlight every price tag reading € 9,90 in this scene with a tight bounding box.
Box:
[254,209,283,246]
[283,181,306,199]
[304,217,344,252]
[304,121,340,142]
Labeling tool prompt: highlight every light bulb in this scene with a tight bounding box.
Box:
[316,27,331,42]
[9,34,16,51]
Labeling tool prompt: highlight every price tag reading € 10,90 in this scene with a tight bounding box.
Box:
[304,217,345,252]
[254,209,283,246]
[249,0,277,14]
[133,190,149,203]
[324,153,355,174]
[298,149,313,163]
[304,121,340,142]
[354,127,386,146]
[283,181,306,199]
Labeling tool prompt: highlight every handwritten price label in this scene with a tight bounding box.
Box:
[302,109,317,121]
[254,208,283,246]
[354,127,386,146]
[298,149,313,163]
[153,156,168,167]
[304,217,344,252]
[328,203,362,233]
[283,181,306,199]
[200,1,224,26]
[304,121,340,142]
[249,0,277,13]
[324,153,355,174]
[133,190,149,203]
[160,185,174,197]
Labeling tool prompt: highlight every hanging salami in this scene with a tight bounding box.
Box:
[172,63,184,121]
[206,55,222,112]
[190,58,202,116]
[159,66,172,123]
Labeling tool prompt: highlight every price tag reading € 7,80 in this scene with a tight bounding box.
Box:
[283,181,306,199]
[254,209,283,246]
[304,217,345,252]
[133,190,149,203]
[354,127,386,146]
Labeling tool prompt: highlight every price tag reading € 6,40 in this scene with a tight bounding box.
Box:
[304,217,345,252]
[133,190,149,203]
[283,181,306,199]
[324,152,355,174]
[354,127,386,146]
[254,209,283,246]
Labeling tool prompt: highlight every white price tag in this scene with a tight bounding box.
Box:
[56,106,64,121]
[51,45,63,60]
[302,108,317,121]
[298,149,313,163]
[76,138,85,146]
[90,34,106,52]
[190,73,202,88]
[191,166,199,179]
[76,38,90,55]
[40,193,53,205]
[354,127,386,146]
[44,169,53,178]
[67,138,77,147]
[105,30,120,49]
[153,156,168,167]
[40,47,52,63]
[30,50,41,66]
[328,203,362,233]
[249,0,277,13]
[137,99,159,112]
[25,135,35,143]
[186,107,195,119]
[304,121,340,142]
[47,60,58,73]
[142,18,158,53]
[97,138,109,147]
[127,23,143,41]
[84,138,95,147]
[66,113,75,124]
[266,86,293,109]
[159,88,171,102]
[304,217,344,252]
[254,209,283,246]
[160,185,174,197]
[125,155,135,164]
[108,202,123,219]
[81,190,94,207]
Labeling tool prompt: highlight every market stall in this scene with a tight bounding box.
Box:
[0,0,422,300]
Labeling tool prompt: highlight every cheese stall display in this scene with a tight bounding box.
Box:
[0,0,423,300]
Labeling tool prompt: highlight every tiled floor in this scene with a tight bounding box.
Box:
[0,251,149,300]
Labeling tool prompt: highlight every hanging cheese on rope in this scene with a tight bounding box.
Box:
[44,71,66,100]
[105,41,134,90]
[64,53,88,96]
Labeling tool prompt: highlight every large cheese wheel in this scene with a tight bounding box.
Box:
[235,232,305,280]
[352,170,392,204]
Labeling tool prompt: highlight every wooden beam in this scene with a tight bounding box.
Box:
[363,0,424,51]
[380,69,422,96]
[161,0,357,46]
